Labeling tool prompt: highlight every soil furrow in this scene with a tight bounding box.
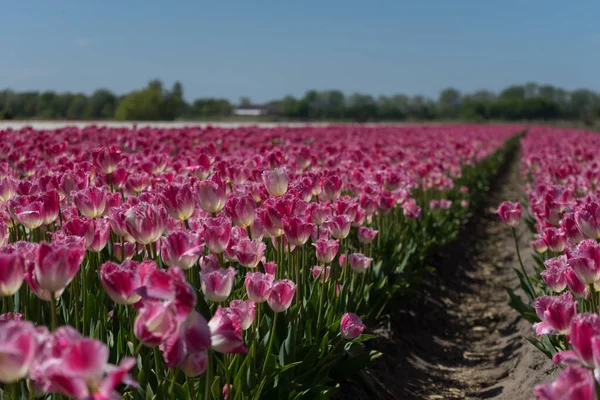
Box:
[344,146,556,399]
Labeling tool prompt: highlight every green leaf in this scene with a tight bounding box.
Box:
[505,286,539,323]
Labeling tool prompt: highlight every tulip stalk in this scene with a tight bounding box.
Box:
[511,227,535,298]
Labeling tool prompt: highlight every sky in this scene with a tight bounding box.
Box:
[1,0,598,102]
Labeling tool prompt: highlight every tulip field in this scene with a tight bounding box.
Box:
[0,123,525,400]
[499,126,600,399]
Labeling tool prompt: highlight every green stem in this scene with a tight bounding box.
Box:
[153,346,162,383]
[590,284,598,313]
[261,312,278,377]
[512,228,535,298]
[50,293,58,331]
[184,219,191,230]
[204,350,212,400]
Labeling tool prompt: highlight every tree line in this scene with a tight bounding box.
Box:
[0,80,598,123]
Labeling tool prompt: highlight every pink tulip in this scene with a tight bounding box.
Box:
[114,242,136,261]
[39,190,60,225]
[134,301,178,347]
[0,177,16,201]
[541,256,568,292]
[225,195,256,228]
[181,351,208,377]
[357,226,378,244]
[324,215,352,239]
[208,307,247,354]
[566,268,587,298]
[73,186,107,218]
[161,230,204,270]
[553,313,600,368]
[566,239,600,285]
[159,183,196,221]
[14,200,44,230]
[245,272,274,303]
[262,167,288,197]
[560,213,584,243]
[313,238,339,264]
[0,254,24,296]
[230,299,256,330]
[308,203,332,226]
[139,266,197,320]
[88,218,111,252]
[124,202,168,244]
[35,239,86,293]
[0,320,38,383]
[460,200,469,208]
[263,261,277,276]
[100,261,143,305]
[542,228,567,253]
[340,312,365,339]
[402,198,421,218]
[533,292,577,335]
[282,216,314,246]
[196,173,227,213]
[348,253,373,273]
[233,238,266,269]
[311,265,331,282]
[575,202,600,239]
[267,279,296,312]
[161,310,210,369]
[200,254,220,271]
[203,217,232,254]
[533,367,595,400]
[531,236,548,254]
[320,176,343,201]
[497,201,522,227]
[0,312,23,322]
[93,146,122,175]
[200,267,236,302]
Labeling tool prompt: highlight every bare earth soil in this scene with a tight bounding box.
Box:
[341,149,556,399]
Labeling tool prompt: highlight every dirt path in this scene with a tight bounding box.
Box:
[342,147,556,399]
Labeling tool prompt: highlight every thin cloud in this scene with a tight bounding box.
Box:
[74,38,90,47]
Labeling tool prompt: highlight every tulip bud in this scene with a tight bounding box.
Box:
[230,300,256,330]
[262,168,288,197]
[348,253,373,273]
[100,261,143,305]
[200,267,236,302]
[208,307,247,354]
[245,272,274,303]
[0,254,24,296]
[0,321,38,383]
[340,312,365,339]
[267,279,296,313]
[497,201,522,227]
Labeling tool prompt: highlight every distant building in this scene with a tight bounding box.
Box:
[233,104,279,117]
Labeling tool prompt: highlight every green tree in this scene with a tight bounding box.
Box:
[438,88,462,118]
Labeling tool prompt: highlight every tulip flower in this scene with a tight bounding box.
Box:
[320,176,343,201]
[230,299,256,330]
[560,212,584,243]
[267,279,296,312]
[208,307,247,354]
[35,239,86,293]
[0,320,38,383]
[553,313,600,368]
[313,238,339,264]
[340,312,365,339]
[262,167,288,198]
[200,267,236,302]
[124,202,168,245]
[245,272,274,303]
[0,177,16,201]
[497,201,522,227]
[159,183,196,221]
[203,217,232,254]
[93,145,122,175]
[540,256,568,293]
[357,226,378,244]
[311,265,331,282]
[566,239,600,285]
[282,216,314,246]
[73,186,107,218]
[532,292,577,335]
[533,367,595,400]
[233,238,267,269]
[14,200,44,230]
[181,351,208,377]
[348,253,373,273]
[100,261,143,305]
[324,215,352,240]
[263,261,277,276]
[196,173,227,213]
[542,228,567,253]
[134,301,178,347]
[575,202,600,239]
[225,195,256,228]
[0,253,24,296]
[161,230,204,270]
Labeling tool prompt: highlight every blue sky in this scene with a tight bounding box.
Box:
[1,0,598,102]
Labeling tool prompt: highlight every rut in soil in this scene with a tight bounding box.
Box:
[341,146,556,400]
